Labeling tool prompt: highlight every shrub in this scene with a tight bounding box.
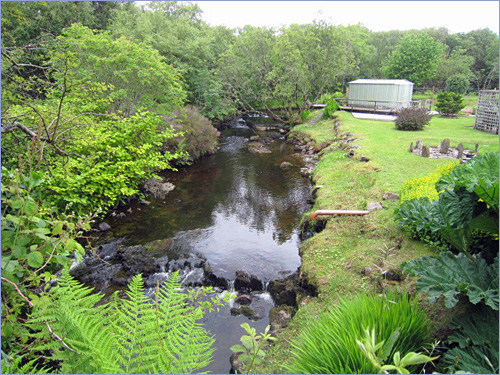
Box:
[400,162,458,202]
[1,168,91,354]
[164,105,220,164]
[435,92,465,117]
[286,291,430,374]
[446,74,470,95]
[322,99,340,119]
[394,107,432,131]
[300,109,312,122]
[317,92,344,104]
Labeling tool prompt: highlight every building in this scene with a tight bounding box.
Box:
[347,79,415,112]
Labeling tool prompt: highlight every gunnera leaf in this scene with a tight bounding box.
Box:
[402,252,499,309]
[441,305,499,374]
[436,152,499,212]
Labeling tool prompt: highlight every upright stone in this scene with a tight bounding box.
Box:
[421,145,431,158]
[456,143,464,159]
[416,139,423,150]
[409,142,414,152]
[475,143,479,155]
[439,138,451,154]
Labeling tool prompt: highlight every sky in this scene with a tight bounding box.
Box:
[191,1,499,34]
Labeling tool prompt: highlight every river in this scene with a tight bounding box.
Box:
[90,114,313,373]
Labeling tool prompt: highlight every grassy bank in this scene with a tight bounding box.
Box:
[256,111,499,373]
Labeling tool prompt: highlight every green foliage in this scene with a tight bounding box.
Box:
[286,291,430,374]
[55,23,186,116]
[435,92,465,117]
[441,305,499,374]
[317,92,345,104]
[230,323,276,374]
[163,105,220,164]
[356,327,438,374]
[382,32,445,86]
[46,110,183,213]
[1,168,91,353]
[22,271,220,374]
[446,74,471,95]
[322,100,340,119]
[436,152,499,214]
[396,152,499,255]
[394,107,432,131]
[403,252,499,309]
[300,109,312,122]
[400,162,458,202]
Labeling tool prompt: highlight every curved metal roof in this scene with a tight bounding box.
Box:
[349,79,414,85]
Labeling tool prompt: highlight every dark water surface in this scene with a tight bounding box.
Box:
[95,116,312,373]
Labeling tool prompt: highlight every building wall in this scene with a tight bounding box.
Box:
[348,79,414,109]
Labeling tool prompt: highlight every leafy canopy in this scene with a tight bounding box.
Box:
[382,32,445,86]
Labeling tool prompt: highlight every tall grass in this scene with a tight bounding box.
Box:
[286,291,430,374]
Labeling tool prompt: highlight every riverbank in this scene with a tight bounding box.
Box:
[255,110,499,373]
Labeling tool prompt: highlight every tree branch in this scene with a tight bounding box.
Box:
[1,277,33,308]
[45,321,80,354]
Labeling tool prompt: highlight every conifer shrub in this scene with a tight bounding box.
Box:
[435,92,465,117]
[394,107,432,131]
[286,291,430,374]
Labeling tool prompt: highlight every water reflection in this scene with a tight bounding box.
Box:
[97,117,311,279]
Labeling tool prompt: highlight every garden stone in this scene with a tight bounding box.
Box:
[456,143,464,159]
[421,145,431,157]
[416,139,423,150]
[367,202,383,211]
[409,142,414,152]
[439,138,450,154]
[383,192,400,200]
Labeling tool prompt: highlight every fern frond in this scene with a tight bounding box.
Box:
[25,271,216,374]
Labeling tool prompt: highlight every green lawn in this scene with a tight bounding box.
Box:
[334,111,498,192]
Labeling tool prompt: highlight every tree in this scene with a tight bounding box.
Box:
[217,25,277,115]
[55,23,186,116]
[382,32,445,86]
[108,1,234,119]
[446,74,470,95]
[457,28,499,90]
[269,22,354,118]
[2,24,186,213]
[435,48,474,89]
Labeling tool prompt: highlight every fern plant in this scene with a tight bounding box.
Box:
[22,271,218,374]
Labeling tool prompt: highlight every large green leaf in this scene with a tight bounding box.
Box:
[443,345,499,374]
[437,152,499,212]
[441,305,499,374]
[402,252,499,310]
[396,190,476,252]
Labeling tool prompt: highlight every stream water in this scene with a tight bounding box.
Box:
[90,114,313,373]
